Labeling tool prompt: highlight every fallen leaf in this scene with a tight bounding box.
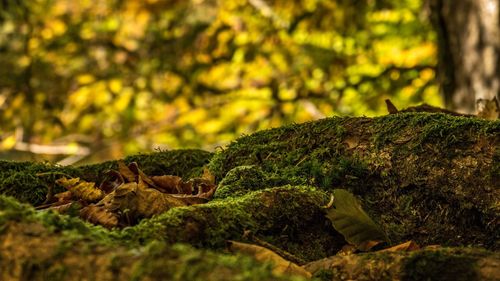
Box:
[48,202,82,216]
[385,99,399,114]
[151,175,185,193]
[56,177,104,202]
[80,205,118,229]
[128,162,158,188]
[325,189,388,251]
[99,170,124,193]
[378,240,419,252]
[118,161,136,182]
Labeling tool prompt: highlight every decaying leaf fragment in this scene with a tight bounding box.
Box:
[227,240,312,279]
[325,189,388,251]
[98,170,124,193]
[118,161,137,182]
[56,177,105,202]
[150,175,188,194]
[378,240,420,252]
[80,205,118,229]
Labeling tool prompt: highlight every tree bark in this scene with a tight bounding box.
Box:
[430,0,500,113]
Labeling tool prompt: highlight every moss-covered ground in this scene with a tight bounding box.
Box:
[0,113,499,280]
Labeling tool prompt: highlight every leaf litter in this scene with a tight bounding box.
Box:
[37,161,217,228]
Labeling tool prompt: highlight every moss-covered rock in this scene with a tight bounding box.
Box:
[208,113,500,250]
[119,185,343,262]
[0,196,304,281]
[305,247,500,281]
[1,114,498,280]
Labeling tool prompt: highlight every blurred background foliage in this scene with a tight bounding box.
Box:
[0,0,438,163]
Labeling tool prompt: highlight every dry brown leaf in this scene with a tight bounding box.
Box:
[385,99,399,114]
[56,177,104,202]
[109,182,139,213]
[378,241,420,252]
[135,187,186,218]
[108,182,187,220]
[48,202,81,214]
[151,175,185,193]
[54,190,73,202]
[344,136,360,149]
[118,161,136,182]
[99,170,124,193]
[55,177,79,188]
[128,162,158,188]
[187,178,217,198]
[227,241,311,279]
[357,240,385,252]
[80,205,118,229]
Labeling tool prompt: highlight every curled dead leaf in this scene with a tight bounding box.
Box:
[150,175,186,193]
[80,205,118,229]
[56,177,104,202]
[99,170,124,193]
[378,241,420,252]
[128,162,158,188]
[118,161,136,182]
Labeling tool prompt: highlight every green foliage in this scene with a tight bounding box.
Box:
[0,0,437,160]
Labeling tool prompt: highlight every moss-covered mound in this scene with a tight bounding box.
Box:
[0,196,301,281]
[0,113,498,280]
[208,113,499,249]
[305,247,500,281]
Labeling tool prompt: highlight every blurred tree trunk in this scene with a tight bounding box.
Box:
[429,0,500,113]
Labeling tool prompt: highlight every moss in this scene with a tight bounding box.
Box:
[118,185,342,262]
[214,165,305,199]
[130,242,307,281]
[206,113,499,250]
[207,116,371,192]
[0,195,115,246]
[372,113,500,149]
[1,206,308,280]
[0,149,212,205]
[401,248,489,281]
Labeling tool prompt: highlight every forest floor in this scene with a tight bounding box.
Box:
[0,113,499,280]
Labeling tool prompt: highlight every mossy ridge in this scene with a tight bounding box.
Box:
[0,195,307,280]
[372,112,500,149]
[130,242,306,281]
[208,115,360,190]
[0,195,113,244]
[118,185,342,262]
[307,247,499,281]
[207,113,499,250]
[400,247,490,281]
[0,149,212,205]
